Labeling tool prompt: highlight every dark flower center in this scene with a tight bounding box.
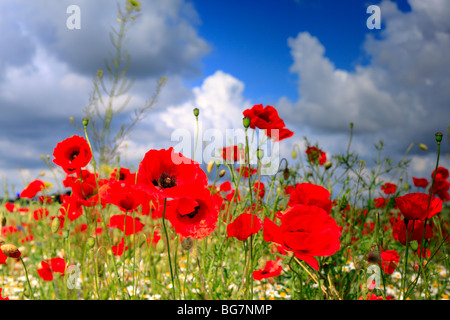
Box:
[70,150,80,161]
[156,172,177,189]
[185,205,201,219]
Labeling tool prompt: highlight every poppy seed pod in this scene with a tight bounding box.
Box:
[82,117,89,127]
[51,218,61,233]
[193,108,199,117]
[256,149,264,160]
[181,237,194,251]
[1,244,21,258]
[435,132,443,142]
[86,237,95,249]
[410,240,419,251]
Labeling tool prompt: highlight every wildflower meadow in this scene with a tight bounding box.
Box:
[0,1,449,304]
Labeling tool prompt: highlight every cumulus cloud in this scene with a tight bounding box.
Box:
[123,70,251,164]
[278,0,450,158]
[0,0,211,193]
[7,0,210,78]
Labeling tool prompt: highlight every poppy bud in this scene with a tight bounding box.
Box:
[51,217,61,233]
[435,132,443,143]
[243,117,251,129]
[82,117,89,127]
[256,149,264,160]
[410,240,419,251]
[419,143,428,151]
[23,283,31,298]
[193,108,199,117]
[86,237,95,249]
[1,244,21,258]
[181,237,194,251]
[156,240,165,253]
[403,183,410,192]
[62,229,70,239]
[0,213,6,227]
[291,149,297,159]
[325,161,332,170]
[283,168,290,180]
[207,160,214,174]
[219,169,226,178]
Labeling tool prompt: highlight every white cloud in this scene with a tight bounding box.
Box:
[278,0,450,140]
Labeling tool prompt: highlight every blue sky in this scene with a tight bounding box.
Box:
[0,0,448,195]
[192,0,410,103]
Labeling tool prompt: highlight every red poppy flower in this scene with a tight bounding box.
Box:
[222,145,244,162]
[374,197,387,208]
[64,170,107,207]
[412,177,429,189]
[33,208,49,221]
[219,181,232,193]
[112,238,128,256]
[395,193,442,221]
[52,135,92,174]
[19,180,45,199]
[253,260,282,280]
[100,180,147,213]
[137,147,207,199]
[287,183,332,213]
[4,202,15,213]
[110,167,136,184]
[109,214,144,236]
[284,185,295,195]
[38,195,52,204]
[254,182,265,198]
[263,204,341,271]
[243,104,293,142]
[236,166,257,178]
[431,167,450,202]
[265,128,294,142]
[37,258,66,281]
[0,248,7,265]
[227,213,262,241]
[380,250,400,274]
[0,288,9,300]
[381,183,397,195]
[359,293,394,300]
[59,194,84,222]
[165,186,219,239]
[393,218,433,245]
[413,245,431,259]
[305,146,326,166]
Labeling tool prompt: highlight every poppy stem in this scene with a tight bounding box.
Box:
[19,256,33,300]
[161,198,176,299]
[401,219,415,299]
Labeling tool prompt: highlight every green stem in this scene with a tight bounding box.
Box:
[161,198,176,299]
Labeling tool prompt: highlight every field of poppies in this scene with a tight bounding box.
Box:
[1,0,449,301]
[0,101,449,301]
